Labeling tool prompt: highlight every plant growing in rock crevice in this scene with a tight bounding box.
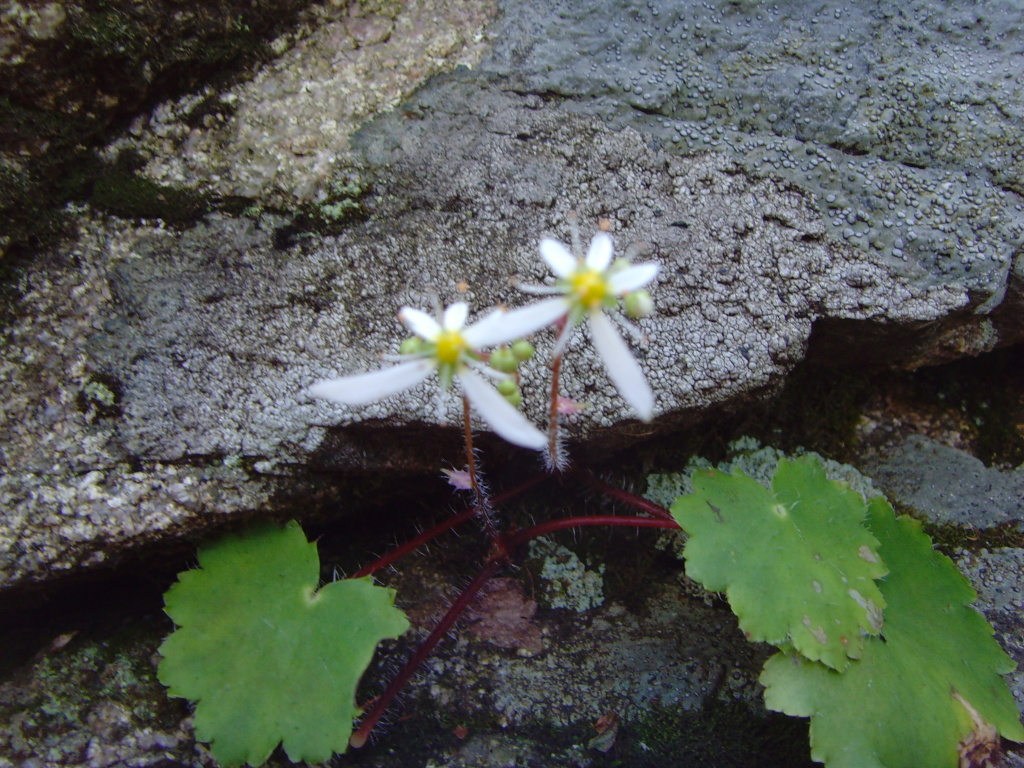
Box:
[158,217,1023,768]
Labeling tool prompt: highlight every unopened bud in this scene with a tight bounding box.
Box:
[497,378,522,406]
[510,339,535,361]
[399,337,427,355]
[624,290,654,319]
[490,347,519,373]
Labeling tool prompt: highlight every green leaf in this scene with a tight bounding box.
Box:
[671,456,887,669]
[158,520,409,766]
[761,498,1024,768]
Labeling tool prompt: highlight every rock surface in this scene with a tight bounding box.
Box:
[5,1,1024,761]
[0,0,325,256]
[2,434,1022,767]
[864,434,1024,529]
[4,0,1024,589]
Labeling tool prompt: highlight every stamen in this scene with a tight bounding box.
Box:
[435,330,465,365]
[568,210,582,259]
[570,269,609,309]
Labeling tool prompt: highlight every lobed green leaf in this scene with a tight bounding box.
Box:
[761,497,1024,768]
[671,456,887,669]
[158,520,409,766]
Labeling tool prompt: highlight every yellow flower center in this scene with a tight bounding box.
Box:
[570,269,610,309]
[435,330,466,365]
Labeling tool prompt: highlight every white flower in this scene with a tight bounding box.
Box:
[308,302,548,450]
[512,230,659,421]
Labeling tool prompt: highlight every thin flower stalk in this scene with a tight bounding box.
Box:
[350,560,503,749]
[462,394,498,538]
[546,348,567,471]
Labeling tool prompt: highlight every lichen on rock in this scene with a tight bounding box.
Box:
[528,537,605,613]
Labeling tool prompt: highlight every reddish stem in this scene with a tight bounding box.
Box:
[547,352,563,467]
[462,395,481,498]
[351,507,477,579]
[504,514,679,550]
[350,560,502,749]
[351,473,549,579]
[351,509,679,747]
[583,474,675,521]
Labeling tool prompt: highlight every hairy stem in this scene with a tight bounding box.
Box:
[546,352,564,471]
[463,394,498,540]
[462,395,481,498]
[583,474,675,521]
[351,507,678,747]
[351,473,549,579]
[351,507,477,580]
[350,560,502,749]
[504,514,679,550]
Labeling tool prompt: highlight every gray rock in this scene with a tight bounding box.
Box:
[0,622,200,768]
[3,0,1024,591]
[112,0,498,205]
[426,734,590,768]
[485,0,1024,300]
[862,434,1024,529]
[0,0,322,256]
[419,585,767,731]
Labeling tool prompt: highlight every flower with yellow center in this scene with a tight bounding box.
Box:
[308,301,548,449]
[505,229,660,421]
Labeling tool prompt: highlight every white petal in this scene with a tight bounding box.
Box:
[539,238,577,278]
[588,313,654,421]
[399,307,442,341]
[466,358,510,381]
[443,302,468,330]
[610,262,659,294]
[517,284,566,295]
[461,308,507,348]
[552,316,577,357]
[458,369,547,450]
[586,232,614,271]
[466,297,569,348]
[307,359,433,405]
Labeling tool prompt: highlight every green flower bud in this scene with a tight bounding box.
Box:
[510,339,535,361]
[496,378,518,396]
[624,290,654,319]
[504,389,523,408]
[399,337,427,355]
[490,347,519,373]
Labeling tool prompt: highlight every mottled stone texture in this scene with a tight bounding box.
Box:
[2,0,1023,589]
[0,0,321,255]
